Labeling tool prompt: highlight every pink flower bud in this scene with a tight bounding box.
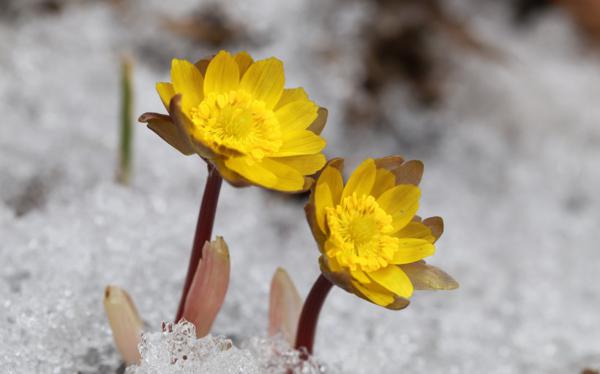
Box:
[268,267,302,344]
[182,236,230,337]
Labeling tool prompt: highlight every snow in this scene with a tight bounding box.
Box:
[127,322,328,374]
[2,0,600,373]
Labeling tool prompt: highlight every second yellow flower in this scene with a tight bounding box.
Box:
[140,50,328,192]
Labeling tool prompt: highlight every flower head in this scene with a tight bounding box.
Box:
[305,156,457,309]
[139,50,328,192]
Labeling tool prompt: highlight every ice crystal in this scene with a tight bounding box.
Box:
[126,322,331,374]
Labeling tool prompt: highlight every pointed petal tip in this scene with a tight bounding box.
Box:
[103,285,143,365]
[385,296,411,310]
[401,262,459,291]
[104,284,119,302]
[307,107,328,135]
[423,216,444,241]
[396,159,425,186]
[210,236,230,259]
[324,157,344,172]
[138,113,151,123]
[269,267,302,344]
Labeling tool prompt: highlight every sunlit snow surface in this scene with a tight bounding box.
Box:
[2,0,600,373]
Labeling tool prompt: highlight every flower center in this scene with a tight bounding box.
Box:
[325,193,399,272]
[189,91,283,160]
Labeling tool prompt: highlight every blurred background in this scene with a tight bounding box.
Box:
[1,0,600,372]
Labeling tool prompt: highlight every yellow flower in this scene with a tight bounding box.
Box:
[139,50,328,192]
[306,156,458,310]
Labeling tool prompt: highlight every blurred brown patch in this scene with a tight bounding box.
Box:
[581,369,599,374]
[347,0,501,125]
[513,0,600,44]
[0,0,66,19]
[35,0,64,14]
[555,0,600,43]
[513,0,552,23]
[5,169,62,217]
[162,5,244,47]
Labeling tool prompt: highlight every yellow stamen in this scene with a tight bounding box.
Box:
[189,91,283,160]
[325,193,399,272]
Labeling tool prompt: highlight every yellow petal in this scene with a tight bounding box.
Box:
[395,221,435,243]
[370,168,396,198]
[234,51,253,77]
[319,163,344,204]
[276,100,318,132]
[314,182,333,233]
[211,158,249,187]
[240,57,284,109]
[314,163,344,232]
[305,202,323,249]
[342,159,377,199]
[368,266,414,298]
[203,51,240,95]
[156,82,175,111]
[275,130,326,157]
[271,154,326,175]
[351,279,395,306]
[224,157,305,191]
[376,185,420,231]
[260,158,306,191]
[351,270,370,284]
[171,59,204,110]
[391,239,435,264]
[275,87,309,109]
[307,107,327,135]
[224,157,277,188]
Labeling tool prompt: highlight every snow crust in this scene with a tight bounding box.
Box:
[127,322,328,374]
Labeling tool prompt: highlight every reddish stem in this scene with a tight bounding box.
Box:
[175,164,223,322]
[294,274,333,355]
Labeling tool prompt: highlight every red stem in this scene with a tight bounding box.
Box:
[175,164,223,322]
[294,274,333,355]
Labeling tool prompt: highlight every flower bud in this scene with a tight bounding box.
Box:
[103,285,143,365]
[268,267,302,344]
[182,236,230,337]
